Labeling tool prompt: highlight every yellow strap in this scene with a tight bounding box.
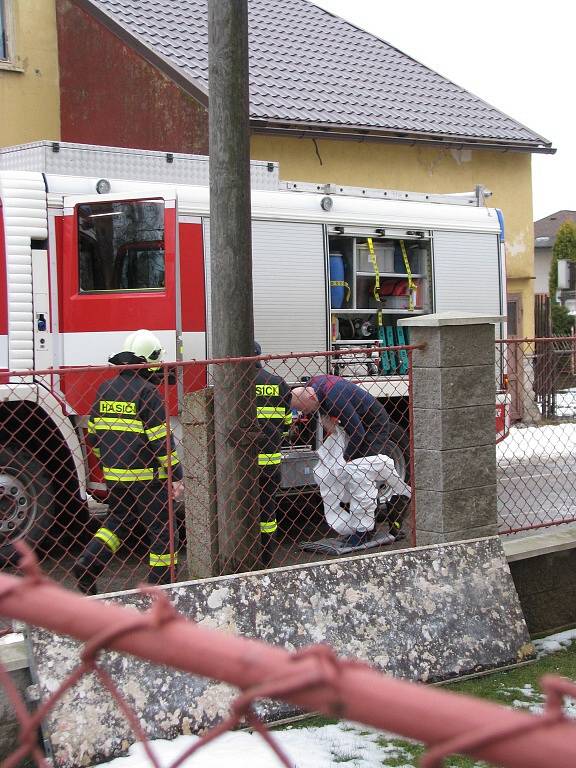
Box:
[260,520,278,534]
[400,240,417,312]
[367,238,381,301]
[103,466,155,481]
[330,280,351,302]
[283,411,293,426]
[92,417,145,433]
[94,527,121,554]
[149,552,179,567]
[258,453,282,466]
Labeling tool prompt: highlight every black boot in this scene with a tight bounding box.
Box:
[147,566,174,585]
[261,534,276,567]
[73,538,111,595]
[386,495,411,539]
[73,563,98,596]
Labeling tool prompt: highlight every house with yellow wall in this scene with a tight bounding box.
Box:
[2,0,554,338]
[0,0,60,145]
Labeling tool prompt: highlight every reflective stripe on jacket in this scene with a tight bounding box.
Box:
[255,367,292,465]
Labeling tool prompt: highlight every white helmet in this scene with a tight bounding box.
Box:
[122,329,164,364]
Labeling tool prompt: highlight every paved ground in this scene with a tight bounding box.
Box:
[498,457,576,536]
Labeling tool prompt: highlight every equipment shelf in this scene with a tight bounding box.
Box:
[331,308,426,315]
[356,272,425,278]
[328,232,432,376]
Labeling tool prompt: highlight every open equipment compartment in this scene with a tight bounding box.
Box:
[328,227,432,376]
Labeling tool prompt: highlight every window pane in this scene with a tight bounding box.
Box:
[507,299,518,336]
[0,1,7,60]
[78,200,165,292]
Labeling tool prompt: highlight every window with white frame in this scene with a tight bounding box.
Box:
[0,0,14,63]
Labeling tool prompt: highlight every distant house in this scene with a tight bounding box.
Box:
[53,0,552,337]
[534,211,576,295]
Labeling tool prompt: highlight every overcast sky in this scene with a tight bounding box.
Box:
[311,0,573,222]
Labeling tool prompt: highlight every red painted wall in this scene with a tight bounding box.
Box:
[56,0,209,154]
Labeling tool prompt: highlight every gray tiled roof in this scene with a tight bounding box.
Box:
[535,211,576,247]
[79,0,552,151]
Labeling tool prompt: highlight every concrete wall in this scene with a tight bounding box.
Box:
[504,529,576,635]
[0,0,61,146]
[252,135,536,337]
[3,534,571,762]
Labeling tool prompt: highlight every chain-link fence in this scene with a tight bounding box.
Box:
[2,547,576,768]
[0,346,415,594]
[496,336,576,535]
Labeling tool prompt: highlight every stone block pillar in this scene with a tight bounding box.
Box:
[182,389,219,578]
[399,312,504,545]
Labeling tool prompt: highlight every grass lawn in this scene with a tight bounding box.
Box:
[272,631,576,767]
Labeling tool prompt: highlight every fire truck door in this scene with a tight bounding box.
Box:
[58,194,177,413]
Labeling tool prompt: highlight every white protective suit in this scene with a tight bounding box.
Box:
[313,425,411,535]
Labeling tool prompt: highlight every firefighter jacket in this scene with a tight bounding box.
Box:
[256,367,292,467]
[88,369,183,483]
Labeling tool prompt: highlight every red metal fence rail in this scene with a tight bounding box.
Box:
[496,336,576,535]
[1,544,576,768]
[0,346,415,595]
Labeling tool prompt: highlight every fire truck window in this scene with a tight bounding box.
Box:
[78,200,165,292]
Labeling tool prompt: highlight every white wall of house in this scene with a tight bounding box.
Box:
[534,247,552,294]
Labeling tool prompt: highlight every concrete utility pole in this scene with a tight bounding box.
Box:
[208,0,259,573]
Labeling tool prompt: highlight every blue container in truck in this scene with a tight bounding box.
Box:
[329,252,346,308]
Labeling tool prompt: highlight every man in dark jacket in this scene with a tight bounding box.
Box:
[299,375,391,461]
[254,342,292,565]
[74,330,183,595]
[291,375,411,547]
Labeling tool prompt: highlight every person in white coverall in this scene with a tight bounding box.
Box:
[291,375,411,547]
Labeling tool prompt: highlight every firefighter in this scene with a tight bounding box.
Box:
[74,330,184,595]
[254,342,292,565]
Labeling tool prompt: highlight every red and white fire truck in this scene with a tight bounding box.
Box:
[0,141,508,553]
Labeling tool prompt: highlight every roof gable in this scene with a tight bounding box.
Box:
[75,0,553,152]
[535,211,576,247]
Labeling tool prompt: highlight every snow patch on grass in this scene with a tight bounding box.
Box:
[533,628,576,658]
[100,722,407,768]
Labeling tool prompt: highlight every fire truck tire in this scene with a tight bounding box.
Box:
[0,447,56,567]
[389,420,411,478]
[377,420,411,502]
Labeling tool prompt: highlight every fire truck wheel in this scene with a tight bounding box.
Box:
[0,447,55,566]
